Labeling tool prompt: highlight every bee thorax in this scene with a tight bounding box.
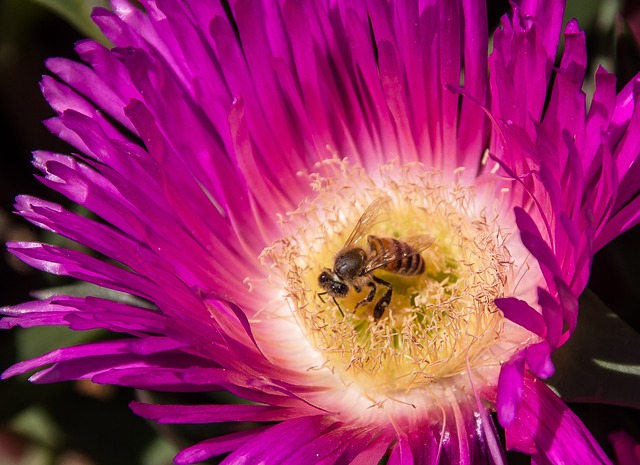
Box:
[334,248,367,280]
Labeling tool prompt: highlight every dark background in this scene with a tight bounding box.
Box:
[0,1,639,464]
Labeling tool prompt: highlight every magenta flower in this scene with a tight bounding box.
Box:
[610,431,640,465]
[3,0,640,463]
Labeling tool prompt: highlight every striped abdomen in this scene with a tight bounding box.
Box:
[367,235,425,275]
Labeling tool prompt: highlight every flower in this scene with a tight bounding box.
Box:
[3,0,640,463]
[610,431,640,465]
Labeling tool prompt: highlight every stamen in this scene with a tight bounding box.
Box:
[261,162,524,400]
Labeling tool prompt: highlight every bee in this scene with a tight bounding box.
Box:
[318,197,434,320]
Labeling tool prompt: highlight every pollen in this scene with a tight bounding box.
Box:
[260,161,525,403]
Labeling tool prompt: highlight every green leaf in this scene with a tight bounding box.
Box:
[28,0,111,43]
[142,437,179,465]
[32,281,155,309]
[547,288,640,408]
[11,405,61,448]
[16,325,102,361]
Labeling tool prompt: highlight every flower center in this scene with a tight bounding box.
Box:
[261,162,517,400]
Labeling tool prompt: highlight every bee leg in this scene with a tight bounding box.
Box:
[333,297,344,317]
[317,292,344,317]
[372,275,392,320]
[354,281,377,310]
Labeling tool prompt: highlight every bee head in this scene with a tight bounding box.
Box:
[318,269,349,297]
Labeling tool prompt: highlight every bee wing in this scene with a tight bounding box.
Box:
[363,234,434,273]
[342,196,392,247]
[402,234,435,254]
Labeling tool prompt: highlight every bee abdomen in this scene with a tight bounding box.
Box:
[368,236,425,275]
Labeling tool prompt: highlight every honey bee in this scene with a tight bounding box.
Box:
[318,197,434,320]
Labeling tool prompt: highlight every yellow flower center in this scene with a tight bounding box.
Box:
[260,161,525,405]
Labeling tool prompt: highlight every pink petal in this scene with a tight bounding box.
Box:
[506,377,613,464]
[219,416,337,464]
[495,297,546,337]
[344,429,395,465]
[388,432,413,465]
[174,427,271,465]
[525,341,555,379]
[130,401,308,423]
[496,351,526,427]
[609,431,640,465]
